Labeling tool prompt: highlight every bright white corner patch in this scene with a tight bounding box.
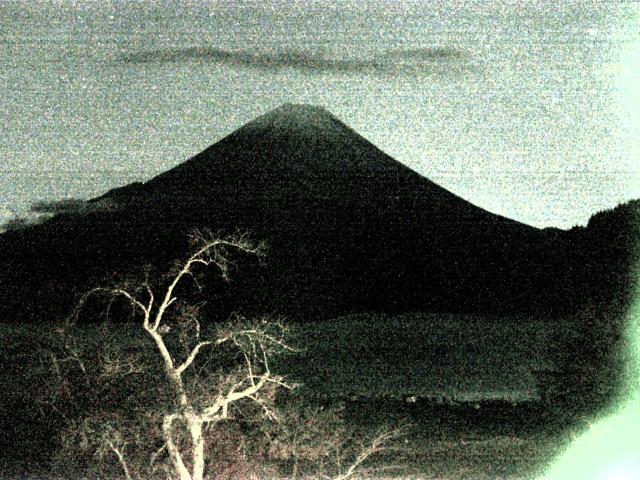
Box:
[543,400,640,479]
[543,291,640,480]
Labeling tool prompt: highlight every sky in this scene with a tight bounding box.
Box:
[1,0,639,229]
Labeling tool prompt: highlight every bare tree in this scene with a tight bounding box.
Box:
[261,397,408,480]
[328,426,406,480]
[50,229,408,480]
[69,230,295,480]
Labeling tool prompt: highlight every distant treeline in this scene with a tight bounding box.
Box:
[0,198,637,324]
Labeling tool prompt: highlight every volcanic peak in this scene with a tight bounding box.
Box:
[230,103,354,143]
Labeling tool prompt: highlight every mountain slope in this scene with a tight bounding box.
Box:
[1,105,571,322]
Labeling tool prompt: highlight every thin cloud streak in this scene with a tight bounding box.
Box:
[120,47,469,75]
[383,47,467,61]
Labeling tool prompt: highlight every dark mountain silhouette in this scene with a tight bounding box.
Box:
[0,104,636,322]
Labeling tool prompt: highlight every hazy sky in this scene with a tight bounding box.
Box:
[1,0,639,228]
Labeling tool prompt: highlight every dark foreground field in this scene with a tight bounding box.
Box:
[0,313,606,479]
[343,400,583,480]
[1,398,579,480]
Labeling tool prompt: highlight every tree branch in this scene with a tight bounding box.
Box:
[152,236,258,332]
[201,373,270,422]
[111,288,149,317]
[107,441,134,480]
[175,341,213,375]
[332,426,406,480]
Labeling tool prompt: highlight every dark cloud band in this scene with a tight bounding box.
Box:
[120,47,468,74]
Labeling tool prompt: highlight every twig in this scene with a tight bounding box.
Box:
[107,441,134,480]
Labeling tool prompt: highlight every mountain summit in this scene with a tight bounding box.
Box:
[236,103,347,137]
[1,105,567,321]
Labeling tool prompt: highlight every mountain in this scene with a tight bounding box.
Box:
[96,104,531,226]
[0,104,626,322]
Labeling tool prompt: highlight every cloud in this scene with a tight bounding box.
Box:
[119,47,468,75]
[383,47,467,61]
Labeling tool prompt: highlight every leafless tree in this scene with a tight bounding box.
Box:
[69,230,296,480]
[327,426,406,480]
[54,229,408,480]
[253,387,409,480]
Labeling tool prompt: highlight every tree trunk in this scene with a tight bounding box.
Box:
[163,414,192,480]
[189,416,205,480]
